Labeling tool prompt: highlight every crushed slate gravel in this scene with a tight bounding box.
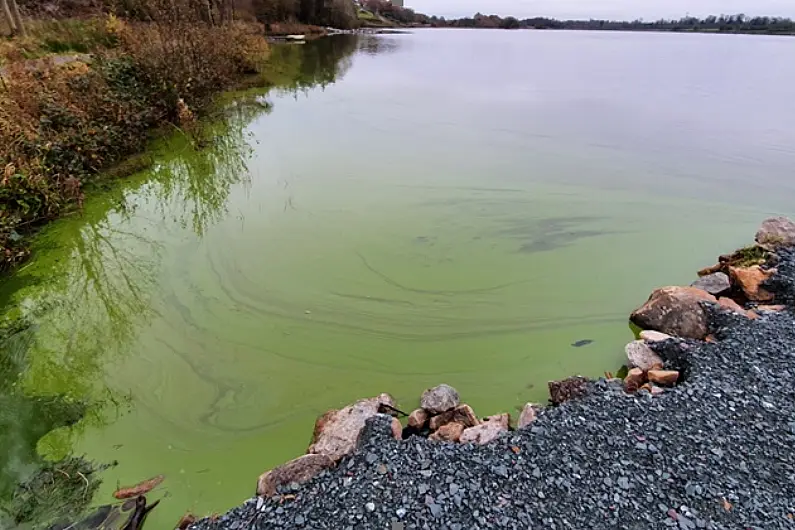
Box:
[190,251,795,530]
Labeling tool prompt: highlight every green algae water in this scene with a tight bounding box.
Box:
[3,30,795,527]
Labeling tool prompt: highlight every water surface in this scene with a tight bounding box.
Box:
[2,30,795,527]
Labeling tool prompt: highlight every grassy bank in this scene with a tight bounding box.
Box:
[0,3,271,272]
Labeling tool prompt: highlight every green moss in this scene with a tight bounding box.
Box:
[729,245,768,267]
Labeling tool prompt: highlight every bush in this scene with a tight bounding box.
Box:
[0,6,270,271]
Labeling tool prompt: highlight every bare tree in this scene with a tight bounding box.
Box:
[0,0,16,36]
[8,0,24,37]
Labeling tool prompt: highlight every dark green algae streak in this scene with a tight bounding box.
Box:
[0,35,363,529]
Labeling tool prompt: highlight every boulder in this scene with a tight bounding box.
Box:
[647,369,679,386]
[428,421,466,442]
[630,286,717,339]
[548,376,589,405]
[407,409,429,430]
[755,216,795,248]
[308,393,398,461]
[625,340,664,371]
[459,414,510,445]
[517,403,541,429]
[257,454,335,497]
[690,272,731,296]
[639,330,673,343]
[428,404,479,431]
[623,368,645,392]
[729,266,775,302]
[420,384,460,414]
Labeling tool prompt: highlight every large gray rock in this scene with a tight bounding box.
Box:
[630,286,717,340]
[308,393,398,462]
[420,384,460,414]
[691,272,731,296]
[755,216,795,248]
[625,340,663,371]
[257,454,335,497]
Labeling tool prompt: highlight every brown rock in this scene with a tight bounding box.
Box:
[176,513,196,530]
[308,393,397,461]
[420,384,460,414]
[638,383,652,393]
[548,376,589,405]
[755,216,795,248]
[697,263,723,277]
[257,454,335,497]
[518,403,541,429]
[485,413,510,429]
[623,367,645,392]
[630,286,717,339]
[428,421,466,442]
[428,404,479,431]
[625,340,664,371]
[717,296,747,315]
[407,408,429,430]
[459,414,510,445]
[648,369,679,386]
[729,266,775,302]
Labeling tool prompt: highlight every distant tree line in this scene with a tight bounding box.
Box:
[365,6,795,35]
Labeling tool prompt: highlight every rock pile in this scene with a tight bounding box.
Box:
[623,216,794,395]
[406,384,516,445]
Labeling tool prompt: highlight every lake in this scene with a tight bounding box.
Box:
[2,29,795,528]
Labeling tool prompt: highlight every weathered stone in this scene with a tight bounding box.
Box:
[257,454,335,497]
[428,421,466,442]
[650,385,665,396]
[407,408,429,430]
[648,369,679,386]
[691,272,731,296]
[428,404,479,431]
[729,266,775,302]
[420,384,460,414]
[391,417,402,439]
[518,403,541,429]
[630,286,717,339]
[623,368,645,393]
[459,414,510,445]
[548,376,589,405]
[698,263,723,277]
[756,304,787,312]
[625,340,664,371]
[639,330,673,343]
[755,216,795,248]
[308,393,397,461]
[717,296,747,315]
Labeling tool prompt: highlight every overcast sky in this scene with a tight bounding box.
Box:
[409,0,795,20]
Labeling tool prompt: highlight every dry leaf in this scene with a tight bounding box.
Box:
[113,475,165,499]
[722,498,732,511]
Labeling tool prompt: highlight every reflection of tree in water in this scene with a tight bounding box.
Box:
[0,35,373,524]
[146,99,268,236]
[356,34,401,56]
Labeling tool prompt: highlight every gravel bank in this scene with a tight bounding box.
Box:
[191,251,795,530]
